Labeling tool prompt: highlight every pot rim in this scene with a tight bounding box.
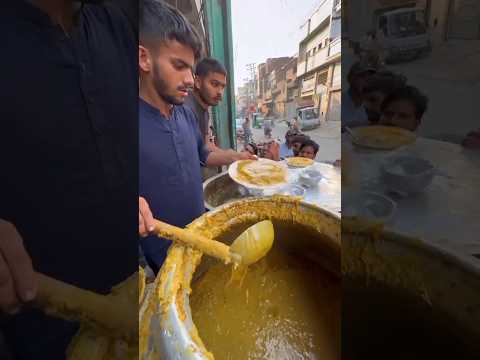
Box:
[342,217,480,278]
[140,197,340,360]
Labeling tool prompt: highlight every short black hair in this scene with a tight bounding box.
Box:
[290,134,310,144]
[285,129,301,141]
[347,61,377,82]
[139,0,202,59]
[381,85,429,119]
[363,71,407,96]
[300,139,319,154]
[246,142,258,155]
[195,58,227,77]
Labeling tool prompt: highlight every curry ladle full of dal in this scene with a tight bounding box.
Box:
[152,218,274,266]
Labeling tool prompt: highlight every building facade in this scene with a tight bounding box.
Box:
[256,57,291,117]
[235,85,248,117]
[284,57,299,121]
[297,0,342,121]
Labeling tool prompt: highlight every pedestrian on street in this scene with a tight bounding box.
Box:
[342,61,377,130]
[264,118,272,138]
[138,0,255,273]
[280,129,300,159]
[292,116,300,131]
[243,117,252,144]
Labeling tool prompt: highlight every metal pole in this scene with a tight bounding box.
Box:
[245,63,256,113]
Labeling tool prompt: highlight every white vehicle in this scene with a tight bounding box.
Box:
[375,7,431,62]
[297,107,321,130]
[347,2,432,63]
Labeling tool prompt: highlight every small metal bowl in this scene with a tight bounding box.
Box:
[342,190,396,223]
[381,156,435,196]
[298,169,322,187]
[278,184,306,198]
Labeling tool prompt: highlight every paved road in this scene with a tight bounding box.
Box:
[238,119,341,163]
[389,40,480,142]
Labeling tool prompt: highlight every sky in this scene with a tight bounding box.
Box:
[231,0,321,92]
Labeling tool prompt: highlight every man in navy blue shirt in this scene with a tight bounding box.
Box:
[184,57,227,146]
[0,1,137,359]
[138,0,254,273]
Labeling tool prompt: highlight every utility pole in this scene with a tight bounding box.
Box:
[246,63,256,110]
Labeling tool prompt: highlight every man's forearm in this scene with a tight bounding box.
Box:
[205,149,238,167]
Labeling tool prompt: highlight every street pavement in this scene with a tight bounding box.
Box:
[237,119,341,163]
[389,40,480,142]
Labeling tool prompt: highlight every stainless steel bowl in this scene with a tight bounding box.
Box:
[278,184,306,197]
[202,171,254,211]
[381,156,435,196]
[298,168,322,187]
[342,190,396,223]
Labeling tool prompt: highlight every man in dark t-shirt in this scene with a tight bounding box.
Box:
[0,1,138,358]
[184,57,229,179]
[184,57,227,146]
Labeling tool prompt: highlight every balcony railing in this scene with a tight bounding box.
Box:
[310,47,329,72]
[297,38,340,77]
[297,61,306,77]
[328,37,341,57]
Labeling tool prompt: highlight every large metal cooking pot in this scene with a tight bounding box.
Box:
[342,219,480,358]
[139,197,341,359]
[139,202,480,359]
[202,171,255,211]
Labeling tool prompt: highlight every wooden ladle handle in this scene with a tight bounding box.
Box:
[152,219,239,264]
[34,273,135,340]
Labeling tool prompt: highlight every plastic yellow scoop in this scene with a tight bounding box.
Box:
[153,219,274,266]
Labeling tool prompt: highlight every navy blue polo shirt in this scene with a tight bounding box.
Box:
[139,99,209,273]
[0,2,137,359]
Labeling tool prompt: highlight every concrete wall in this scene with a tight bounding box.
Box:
[300,0,334,39]
[298,26,331,77]
[274,100,285,116]
[428,0,451,46]
[286,65,297,82]
[448,0,480,39]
